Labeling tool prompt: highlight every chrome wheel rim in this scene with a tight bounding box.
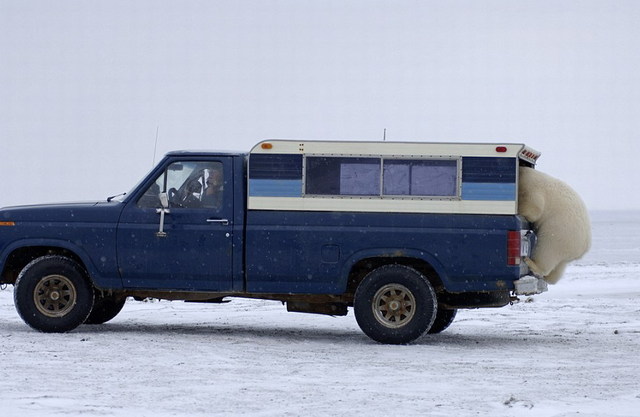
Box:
[372,284,416,328]
[33,274,77,317]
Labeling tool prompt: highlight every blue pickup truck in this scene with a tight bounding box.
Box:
[0,140,543,344]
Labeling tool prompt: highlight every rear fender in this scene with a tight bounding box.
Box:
[338,248,449,292]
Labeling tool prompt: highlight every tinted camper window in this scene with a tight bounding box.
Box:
[383,159,457,197]
[306,157,380,196]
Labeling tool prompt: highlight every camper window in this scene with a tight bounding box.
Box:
[383,159,457,196]
[306,157,380,196]
[305,156,459,198]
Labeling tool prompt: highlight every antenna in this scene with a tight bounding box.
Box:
[383,128,387,141]
[152,125,159,167]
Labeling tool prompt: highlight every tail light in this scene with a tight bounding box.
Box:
[507,231,521,265]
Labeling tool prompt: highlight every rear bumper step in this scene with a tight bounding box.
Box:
[513,276,548,295]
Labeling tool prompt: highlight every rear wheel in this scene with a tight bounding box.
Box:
[427,308,457,334]
[354,265,437,344]
[14,256,94,333]
[84,292,126,324]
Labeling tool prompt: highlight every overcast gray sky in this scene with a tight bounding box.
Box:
[1,0,638,211]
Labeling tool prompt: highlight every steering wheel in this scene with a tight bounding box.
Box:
[168,187,182,208]
[180,179,204,207]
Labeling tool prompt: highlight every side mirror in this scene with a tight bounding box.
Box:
[159,192,169,209]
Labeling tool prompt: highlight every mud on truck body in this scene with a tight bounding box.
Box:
[0,140,543,344]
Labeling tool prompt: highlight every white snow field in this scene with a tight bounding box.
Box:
[1,211,639,417]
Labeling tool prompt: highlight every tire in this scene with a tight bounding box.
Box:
[427,308,457,334]
[14,255,94,333]
[354,265,437,344]
[84,292,126,325]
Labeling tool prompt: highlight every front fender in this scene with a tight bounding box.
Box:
[0,238,122,289]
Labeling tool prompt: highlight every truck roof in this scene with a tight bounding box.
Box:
[165,150,245,157]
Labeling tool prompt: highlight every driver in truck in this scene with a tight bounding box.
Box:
[201,166,223,209]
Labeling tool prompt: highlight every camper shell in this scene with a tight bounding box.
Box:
[249,140,540,214]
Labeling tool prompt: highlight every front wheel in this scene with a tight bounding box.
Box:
[354,265,437,344]
[14,256,94,333]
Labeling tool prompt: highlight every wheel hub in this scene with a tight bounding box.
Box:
[33,274,77,318]
[372,283,416,329]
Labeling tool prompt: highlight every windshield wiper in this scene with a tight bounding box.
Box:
[107,192,126,202]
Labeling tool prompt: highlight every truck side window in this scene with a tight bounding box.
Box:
[137,179,163,208]
[137,161,224,209]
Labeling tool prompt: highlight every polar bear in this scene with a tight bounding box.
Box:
[518,166,591,284]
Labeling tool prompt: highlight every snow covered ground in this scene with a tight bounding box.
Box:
[1,211,639,416]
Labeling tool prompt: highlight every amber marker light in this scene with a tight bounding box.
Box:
[0,221,15,226]
[261,143,273,149]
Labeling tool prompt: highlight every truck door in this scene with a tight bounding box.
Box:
[116,157,234,291]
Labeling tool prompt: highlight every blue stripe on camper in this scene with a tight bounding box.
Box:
[249,179,303,197]
[461,182,516,201]
[462,157,516,183]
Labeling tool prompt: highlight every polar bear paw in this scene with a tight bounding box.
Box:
[524,257,544,279]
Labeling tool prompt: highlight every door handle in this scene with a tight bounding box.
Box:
[207,218,229,225]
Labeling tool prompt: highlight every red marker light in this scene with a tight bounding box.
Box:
[496,146,507,153]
